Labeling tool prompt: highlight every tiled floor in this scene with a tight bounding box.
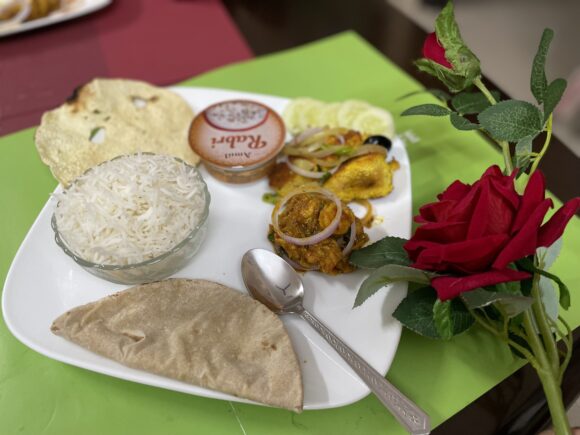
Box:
[388,0,580,428]
[388,0,580,157]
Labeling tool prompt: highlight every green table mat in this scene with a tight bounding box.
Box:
[1,32,579,435]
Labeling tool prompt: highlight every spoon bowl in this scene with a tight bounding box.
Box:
[241,248,305,314]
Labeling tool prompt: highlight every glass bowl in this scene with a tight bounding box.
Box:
[51,156,211,285]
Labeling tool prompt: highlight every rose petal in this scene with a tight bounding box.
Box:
[413,233,509,273]
[489,173,520,211]
[418,200,457,223]
[422,32,453,69]
[493,198,552,269]
[447,182,482,222]
[471,177,517,237]
[432,269,531,301]
[538,197,580,247]
[437,180,471,202]
[512,170,545,233]
[466,178,492,239]
[413,221,468,244]
[482,165,504,178]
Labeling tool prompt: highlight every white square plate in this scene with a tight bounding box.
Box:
[2,87,412,410]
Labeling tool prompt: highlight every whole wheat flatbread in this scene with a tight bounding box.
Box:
[35,78,199,186]
[51,279,303,412]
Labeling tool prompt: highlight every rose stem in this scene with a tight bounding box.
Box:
[473,77,514,174]
[523,299,572,435]
[531,259,560,376]
[529,114,553,176]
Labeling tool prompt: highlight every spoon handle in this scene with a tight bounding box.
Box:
[300,309,430,435]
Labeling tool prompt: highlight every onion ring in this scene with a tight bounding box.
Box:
[342,222,357,256]
[351,144,388,158]
[283,156,326,179]
[290,127,324,145]
[272,187,342,246]
[354,199,373,227]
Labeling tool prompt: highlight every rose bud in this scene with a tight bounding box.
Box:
[404,166,580,301]
[422,32,453,69]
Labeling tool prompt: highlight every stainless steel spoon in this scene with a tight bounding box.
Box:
[241,248,430,435]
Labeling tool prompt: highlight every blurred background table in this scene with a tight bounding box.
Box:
[1,1,579,434]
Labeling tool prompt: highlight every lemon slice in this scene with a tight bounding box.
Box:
[336,100,371,128]
[317,102,341,128]
[283,98,324,133]
[351,107,395,138]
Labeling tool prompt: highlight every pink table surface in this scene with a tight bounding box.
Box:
[0,0,253,136]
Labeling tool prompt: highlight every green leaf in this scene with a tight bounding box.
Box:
[393,287,440,338]
[396,88,451,102]
[514,135,534,171]
[550,272,571,310]
[433,300,453,339]
[478,100,543,142]
[415,58,477,94]
[542,78,567,122]
[349,236,410,269]
[451,91,500,115]
[401,104,450,117]
[450,112,479,130]
[516,259,570,310]
[531,28,554,103]
[461,288,532,317]
[394,287,474,339]
[353,264,435,308]
[435,2,481,88]
[537,238,563,271]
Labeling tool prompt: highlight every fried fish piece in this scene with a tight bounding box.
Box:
[323,153,399,202]
[27,0,60,20]
[268,162,318,197]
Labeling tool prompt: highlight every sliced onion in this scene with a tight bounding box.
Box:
[342,222,357,256]
[337,134,345,145]
[351,144,388,158]
[313,156,350,168]
[291,127,324,145]
[299,127,346,146]
[354,199,373,227]
[309,145,353,158]
[272,187,342,246]
[283,156,326,179]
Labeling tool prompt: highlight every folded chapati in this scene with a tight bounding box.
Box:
[35,78,199,186]
[51,279,303,412]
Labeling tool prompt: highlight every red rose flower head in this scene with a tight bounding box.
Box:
[423,32,453,69]
[404,166,580,300]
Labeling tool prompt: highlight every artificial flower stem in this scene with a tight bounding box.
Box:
[464,304,540,369]
[523,309,572,435]
[473,78,514,173]
[531,269,561,377]
[554,316,573,385]
[530,114,553,176]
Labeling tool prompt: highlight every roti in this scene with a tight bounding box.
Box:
[35,78,199,186]
[51,279,303,412]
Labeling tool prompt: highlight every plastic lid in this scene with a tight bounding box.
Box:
[188,100,285,169]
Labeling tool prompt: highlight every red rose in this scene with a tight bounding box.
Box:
[423,32,453,69]
[404,166,580,300]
